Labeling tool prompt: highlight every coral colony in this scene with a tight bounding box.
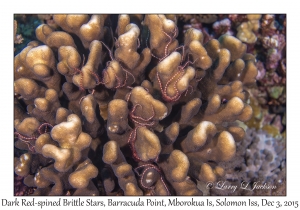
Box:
[14,14,285,196]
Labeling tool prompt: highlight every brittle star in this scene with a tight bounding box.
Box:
[14,132,36,153]
[100,41,136,88]
[127,103,156,161]
[151,21,178,62]
[14,122,54,153]
[156,56,198,102]
[71,55,86,91]
[38,123,53,134]
[127,126,143,162]
[127,126,157,163]
[129,103,155,127]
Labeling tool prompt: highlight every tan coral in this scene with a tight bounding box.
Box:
[42,114,92,172]
[178,98,202,124]
[14,117,40,151]
[181,121,217,153]
[216,81,247,102]
[50,114,91,149]
[159,122,180,147]
[57,46,81,83]
[68,159,98,189]
[219,58,246,84]
[53,14,106,48]
[34,166,64,195]
[14,14,260,196]
[14,42,39,80]
[73,181,99,196]
[107,99,129,134]
[73,40,103,90]
[14,117,40,137]
[167,150,190,182]
[195,131,236,162]
[103,60,128,89]
[114,21,151,85]
[237,22,257,44]
[219,35,247,61]
[198,163,224,182]
[42,145,73,172]
[103,141,143,195]
[22,45,61,93]
[80,94,102,138]
[239,59,258,85]
[36,24,76,49]
[35,133,57,154]
[154,52,196,101]
[184,28,204,46]
[80,94,97,124]
[237,15,262,44]
[31,89,61,125]
[14,78,46,102]
[159,150,202,195]
[188,40,212,70]
[129,86,168,122]
[62,82,85,116]
[202,96,252,125]
[117,15,130,36]
[227,126,245,142]
[144,14,178,58]
[115,23,140,70]
[55,107,71,124]
[14,153,32,177]
[134,126,161,162]
[198,36,257,99]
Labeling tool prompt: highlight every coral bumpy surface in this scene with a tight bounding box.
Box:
[14,14,257,196]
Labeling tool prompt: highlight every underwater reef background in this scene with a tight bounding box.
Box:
[13,14,286,196]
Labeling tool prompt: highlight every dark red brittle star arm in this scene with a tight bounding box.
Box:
[14,132,36,153]
[38,123,53,135]
[129,104,155,127]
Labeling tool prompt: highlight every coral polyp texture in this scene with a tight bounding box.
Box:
[14,14,259,196]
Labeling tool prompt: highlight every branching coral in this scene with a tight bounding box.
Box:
[14,14,258,196]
